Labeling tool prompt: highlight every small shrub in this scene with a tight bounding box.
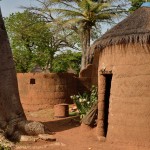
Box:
[70,85,98,118]
[0,145,11,150]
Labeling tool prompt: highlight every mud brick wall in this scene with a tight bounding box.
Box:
[97,44,150,147]
[17,73,78,111]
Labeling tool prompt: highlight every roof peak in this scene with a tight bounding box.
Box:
[92,6,150,50]
[141,2,150,7]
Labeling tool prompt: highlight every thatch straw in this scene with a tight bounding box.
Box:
[92,7,150,51]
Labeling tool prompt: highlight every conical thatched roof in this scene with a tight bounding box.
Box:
[93,6,150,50]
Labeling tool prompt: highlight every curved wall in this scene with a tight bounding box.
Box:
[98,44,150,147]
[17,73,77,111]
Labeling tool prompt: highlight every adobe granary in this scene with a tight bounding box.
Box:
[90,2,150,148]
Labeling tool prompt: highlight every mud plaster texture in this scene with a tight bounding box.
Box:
[17,73,78,111]
[97,44,150,147]
[17,72,95,111]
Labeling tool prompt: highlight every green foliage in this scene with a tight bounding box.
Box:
[70,85,98,117]
[5,10,80,73]
[129,0,150,11]
[0,145,11,150]
[5,10,54,72]
[4,1,126,73]
[52,50,81,74]
[41,0,125,69]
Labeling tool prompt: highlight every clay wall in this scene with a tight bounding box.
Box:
[97,44,150,146]
[78,64,93,93]
[17,53,100,112]
[17,73,78,111]
[91,50,100,86]
[78,50,100,93]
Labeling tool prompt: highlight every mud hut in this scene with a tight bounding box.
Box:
[91,3,150,147]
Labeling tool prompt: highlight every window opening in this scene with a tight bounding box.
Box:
[30,78,35,84]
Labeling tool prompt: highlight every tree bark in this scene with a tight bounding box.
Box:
[86,28,93,65]
[0,10,45,145]
[80,31,87,70]
[80,28,92,71]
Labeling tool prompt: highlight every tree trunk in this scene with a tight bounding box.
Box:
[0,10,45,146]
[80,31,87,71]
[86,28,93,65]
[80,28,91,71]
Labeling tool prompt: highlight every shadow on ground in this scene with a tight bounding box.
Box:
[42,116,81,132]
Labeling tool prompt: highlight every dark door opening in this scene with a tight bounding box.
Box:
[104,74,112,137]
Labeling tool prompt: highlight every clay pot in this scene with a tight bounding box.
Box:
[54,104,69,118]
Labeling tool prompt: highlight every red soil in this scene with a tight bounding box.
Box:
[15,108,149,150]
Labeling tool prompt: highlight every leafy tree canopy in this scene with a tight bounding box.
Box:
[129,0,150,11]
[5,10,53,72]
[4,0,128,73]
[43,0,125,70]
[52,50,82,74]
[5,10,80,73]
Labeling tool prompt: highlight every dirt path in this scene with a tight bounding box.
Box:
[15,108,150,150]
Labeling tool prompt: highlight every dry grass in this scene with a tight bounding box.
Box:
[92,7,150,52]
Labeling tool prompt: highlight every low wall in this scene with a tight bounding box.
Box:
[17,73,78,111]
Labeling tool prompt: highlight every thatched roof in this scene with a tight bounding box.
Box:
[92,6,150,51]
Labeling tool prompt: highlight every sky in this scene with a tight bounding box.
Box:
[0,0,129,34]
[0,0,39,17]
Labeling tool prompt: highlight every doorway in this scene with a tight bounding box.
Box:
[97,72,112,138]
[103,74,112,137]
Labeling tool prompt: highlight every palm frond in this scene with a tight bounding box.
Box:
[78,0,91,11]
[96,13,112,20]
[96,3,111,12]
[90,3,102,12]
[63,18,83,27]
[50,8,84,18]
[99,8,126,16]
[50,0,81,12]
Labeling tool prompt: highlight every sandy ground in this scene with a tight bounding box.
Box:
[14,108,150,150]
